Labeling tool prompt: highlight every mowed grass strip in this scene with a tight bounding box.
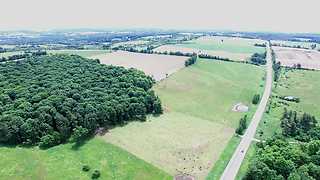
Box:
[103,59,264,179]
[257,69,320,140]
[0,138,171,180]
[206,136,241,180]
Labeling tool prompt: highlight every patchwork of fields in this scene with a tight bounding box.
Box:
[92,51,187,81]
[154,36,266,61]
[0,37,267,179]
[103,59,265,179]
[273,46,320,70]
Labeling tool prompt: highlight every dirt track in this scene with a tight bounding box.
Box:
[221,42,273,180]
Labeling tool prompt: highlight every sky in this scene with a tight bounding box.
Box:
[1,0,319,33]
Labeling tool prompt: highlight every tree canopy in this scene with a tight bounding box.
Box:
[0,54,162,147]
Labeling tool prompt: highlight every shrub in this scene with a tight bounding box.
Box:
[82,165,90,172]
[92,170,101,179]
[235,115,248,135]
[252,94,261,105]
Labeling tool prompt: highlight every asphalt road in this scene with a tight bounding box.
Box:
[220,43,273,180]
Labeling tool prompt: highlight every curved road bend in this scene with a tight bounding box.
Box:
[220,43,273,180]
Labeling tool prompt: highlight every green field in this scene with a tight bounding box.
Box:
[0,51,24,58]
[157,58,265,128]
[103,59,265,179]
[0,138,171,180]
[178,36,265,54]
[48,50,110,58]
[256,69,320,140]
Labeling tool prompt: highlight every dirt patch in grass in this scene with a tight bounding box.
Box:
[273,46,320,70]
[232,103,249,112]
[92,51,187,81]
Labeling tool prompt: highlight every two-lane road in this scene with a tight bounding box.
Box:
[220,43,273,180]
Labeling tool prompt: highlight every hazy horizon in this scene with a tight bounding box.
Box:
[1,0,320,33]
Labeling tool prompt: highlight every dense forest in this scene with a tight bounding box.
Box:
[0,54,162,148]
[244,137,320,180]
[244,110,320,180]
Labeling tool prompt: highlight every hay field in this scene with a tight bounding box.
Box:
[92,51,187,81]
[273,46,320,70]
[103,59,265,179]
[154,36,265,61]
[48,50,110,58]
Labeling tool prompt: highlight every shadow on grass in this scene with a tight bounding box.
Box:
[71,135,94,151]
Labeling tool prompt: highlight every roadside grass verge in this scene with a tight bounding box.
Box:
[206,136,241,180]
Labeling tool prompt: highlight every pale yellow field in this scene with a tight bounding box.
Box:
[274,46,320,70]
[92,51,187,81]
[112,40,149,47]
[103,112,233,179]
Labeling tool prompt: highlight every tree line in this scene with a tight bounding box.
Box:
[198,54,231,61]
[0,54,162,148]
[270,48,282,82]
[271,43,311,50]
[254,43,267,47]
[185,55,197,67]
[0,51,47,63]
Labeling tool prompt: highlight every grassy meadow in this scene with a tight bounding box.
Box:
[206,136,241,180]
[0,138,171,180]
